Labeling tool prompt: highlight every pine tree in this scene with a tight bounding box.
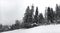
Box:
[56,4,60,19]
[47,7,54,23]
[34,7,38,23]
[23,5,34,24]
[28,5,34,23]
[23,6,30,23]
[13,20,20,29]
[0,24,2,29]
[47,7,51,23]
[38,13,44,24]
[50,8,54,23]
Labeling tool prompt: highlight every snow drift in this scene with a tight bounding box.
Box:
[2,24,60,33]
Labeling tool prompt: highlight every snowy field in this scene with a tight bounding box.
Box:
[1,24,60,33]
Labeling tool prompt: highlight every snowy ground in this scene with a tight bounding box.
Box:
[1,24,60,33]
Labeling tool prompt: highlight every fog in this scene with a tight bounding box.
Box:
[0,0,60,25]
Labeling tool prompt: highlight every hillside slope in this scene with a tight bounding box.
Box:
[2,24,60,33]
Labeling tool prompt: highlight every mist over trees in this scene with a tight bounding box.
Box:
[23,4,60,26]
[1,4,60,32]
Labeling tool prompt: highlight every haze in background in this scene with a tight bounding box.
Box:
[0,0,60,25]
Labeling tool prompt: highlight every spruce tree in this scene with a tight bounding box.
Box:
[23,5,34,24]
[15,20,20,29]
[34,7,38,23]
[38,13,44,24]
[23,6,30,23]
[50,8,54,23]
[47,7,51,23]
[29,5,34,23]
[47,7,54,23]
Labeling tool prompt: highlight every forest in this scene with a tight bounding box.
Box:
[0,4,60,32]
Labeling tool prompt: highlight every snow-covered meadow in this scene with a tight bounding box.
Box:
[1,24,60,33]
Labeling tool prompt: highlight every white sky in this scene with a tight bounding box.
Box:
[0,0,60,25]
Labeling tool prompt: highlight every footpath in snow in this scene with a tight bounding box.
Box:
[2,24,60,33]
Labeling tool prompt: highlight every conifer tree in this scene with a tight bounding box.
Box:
[47,7,51,23]
[47,7,54,23]
[23,5,34,24]
[50,8,54,23]
[34,7,38,23]
[29,5,34,23]
[23,6,30,23]
[38,13,44,24]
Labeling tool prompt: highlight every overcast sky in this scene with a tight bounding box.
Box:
[0,0,60,25]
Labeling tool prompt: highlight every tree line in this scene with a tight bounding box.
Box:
[0,4,60,32]
[22,4,60,28]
